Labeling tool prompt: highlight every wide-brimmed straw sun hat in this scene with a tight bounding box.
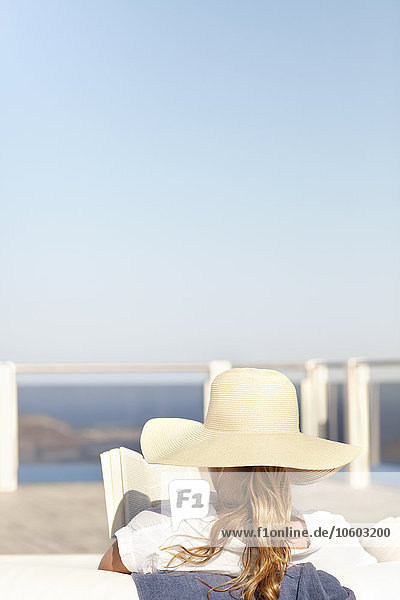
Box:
[140,368,361,483]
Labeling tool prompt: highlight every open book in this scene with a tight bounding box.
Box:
[100,447,202,537]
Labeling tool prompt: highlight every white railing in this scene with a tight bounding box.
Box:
[0,363,18,492]
[1,358,399,492]
[346,358,400,489]
[0,360,233,492]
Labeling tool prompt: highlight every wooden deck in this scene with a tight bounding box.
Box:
[0,480,398,554]
[0,482,110,554]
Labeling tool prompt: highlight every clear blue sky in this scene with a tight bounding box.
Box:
[1,0,399,363]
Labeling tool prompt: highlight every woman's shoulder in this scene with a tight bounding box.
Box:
[300,509,350,525]
[298,509,378,565]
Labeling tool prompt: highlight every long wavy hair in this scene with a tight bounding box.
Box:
[164,465,297,600]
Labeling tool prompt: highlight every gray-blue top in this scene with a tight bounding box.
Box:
[131,562,356,599]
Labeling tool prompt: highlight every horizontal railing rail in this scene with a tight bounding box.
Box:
[15,362,210,374]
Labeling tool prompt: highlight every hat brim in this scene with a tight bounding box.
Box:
[140,418,362,485]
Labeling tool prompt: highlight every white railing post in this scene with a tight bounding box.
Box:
[369,382,381,466]
[300,376,316,436]
[203,360,232,416]
[301,360,328,437]
[0,362,18,492]
[347,359,371,489]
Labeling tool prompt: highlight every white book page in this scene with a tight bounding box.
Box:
[120,447,152,523]
[109,448,126,534]
[99,450,114,538]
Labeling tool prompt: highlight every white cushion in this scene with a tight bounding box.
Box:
[0,554,102,569]
[0,564,137,600]
[0,558,399,600]
[331,562,400,599]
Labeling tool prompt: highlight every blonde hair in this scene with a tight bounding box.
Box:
[164,466,296,600]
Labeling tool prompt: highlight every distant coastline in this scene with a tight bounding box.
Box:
[18,383,204,467]
[19,413,142,462]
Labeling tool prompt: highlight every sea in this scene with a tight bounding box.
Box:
[17,380,400,484]
[17,380,204,483]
